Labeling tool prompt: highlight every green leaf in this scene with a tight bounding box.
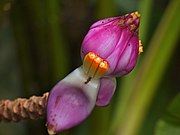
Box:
[110,0,180,134]
[155,120,180,135]
[168,93,180,119]
[155,93,180,135]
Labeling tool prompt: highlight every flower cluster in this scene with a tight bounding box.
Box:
[46,12,143,135]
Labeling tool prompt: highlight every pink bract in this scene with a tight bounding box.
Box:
[81,13,140,77]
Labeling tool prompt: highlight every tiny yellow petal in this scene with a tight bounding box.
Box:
[139,40,143,54]
[83,52,108,79]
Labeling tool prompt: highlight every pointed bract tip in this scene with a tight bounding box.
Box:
[47,128,56,135]
[131,11,140,23]
[132,11,141,17]
[116,11,140,33]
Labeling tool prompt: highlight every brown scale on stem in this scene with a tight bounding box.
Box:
[0,92,49,122]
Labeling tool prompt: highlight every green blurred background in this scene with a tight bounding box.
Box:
[0,0,179,135]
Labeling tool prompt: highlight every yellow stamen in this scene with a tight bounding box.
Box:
[135,12,141,17]
[133,12,141,17]
[127,18,133,24]
[83,52,96,75]
[96,61,108,78]
[131,12,141,19]
[83,52,108,79]
[117,19,124,26]
[88,57,103,78]
[129,24,136,31]
[139,40,143,54]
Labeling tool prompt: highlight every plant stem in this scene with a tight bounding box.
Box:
[46,0,69,81]
[0,93,48,122]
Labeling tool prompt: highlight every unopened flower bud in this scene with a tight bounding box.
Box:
[81,12,142,77]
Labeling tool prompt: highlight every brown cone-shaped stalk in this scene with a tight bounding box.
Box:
[0,92,49,122]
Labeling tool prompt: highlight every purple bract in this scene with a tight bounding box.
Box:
[46,12,142,135]
[81,12,140,76]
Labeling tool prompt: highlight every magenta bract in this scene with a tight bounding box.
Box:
[81,12,140,77]
[47,12,142,135]
[96,77,116,106]
[47,67,100,134]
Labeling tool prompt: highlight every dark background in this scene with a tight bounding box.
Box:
[0,0,179,135]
